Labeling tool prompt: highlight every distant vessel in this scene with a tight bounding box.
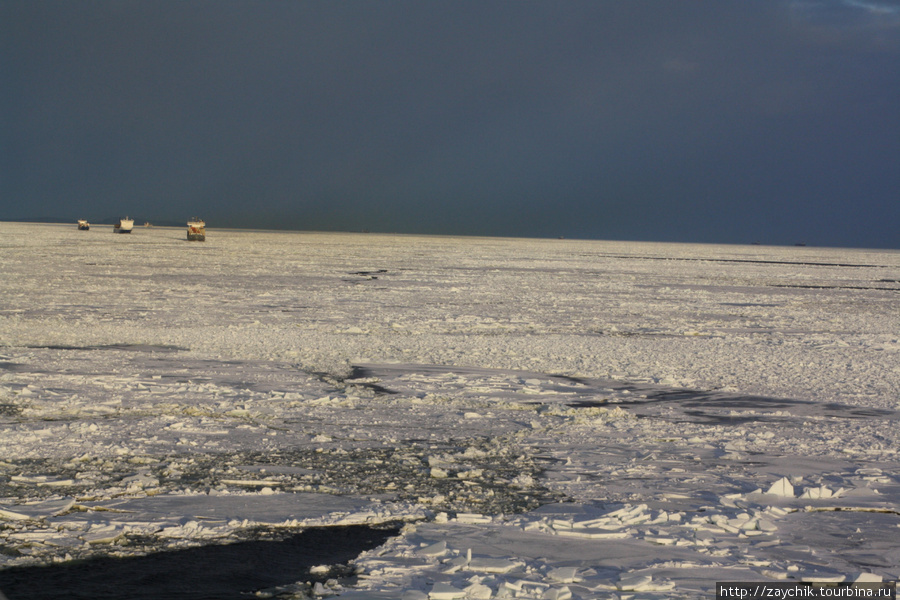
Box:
[114,217,134,233]
[187,218,206,241]
[77,219,90,231]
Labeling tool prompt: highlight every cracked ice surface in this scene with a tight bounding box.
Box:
[1,222,899,598]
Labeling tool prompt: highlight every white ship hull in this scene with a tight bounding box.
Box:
[114,218,134,233]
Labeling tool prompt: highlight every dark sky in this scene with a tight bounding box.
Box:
[3,1,899,247]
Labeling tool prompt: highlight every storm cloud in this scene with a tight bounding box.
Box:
[2,1,899,246]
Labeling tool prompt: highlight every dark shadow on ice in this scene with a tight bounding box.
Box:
[343,366,401,395]
[569,388,900,425]
[25,344,187,353]
[350,363,900,427]
[594,253,893,269]
[0,524,399,600]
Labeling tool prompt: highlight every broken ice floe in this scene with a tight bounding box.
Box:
[346,492,897,598]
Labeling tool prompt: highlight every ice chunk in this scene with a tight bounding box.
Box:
[468,557,522,574]
[0,507,32,520]
[543,587,572,600]
[442,555,469,573]
[81,525,125,545]
[570,517,615,529]
[645,536,678,545]
[419,541,448,556]
[0,497,76,521]
[766,477,794,497]
[760,569,791,579]
[757,518,778,532]
[800,575,845,583]
[456,513,491,524]
[510,474,534,487]
[312,582,329,596]
[10,475,76,486]
[429,582,466,599]
[547,566,579,583]
[464,583,493,599]
[121,471,160,492]
[556,528,630,539]
[617,574,653,591]
[800,485,833,499]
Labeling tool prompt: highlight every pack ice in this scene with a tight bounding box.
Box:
[1,223,898,598]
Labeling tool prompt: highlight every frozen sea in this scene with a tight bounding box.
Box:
[1,221,899,599]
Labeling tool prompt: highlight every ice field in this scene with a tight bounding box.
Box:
[1,221,899,598]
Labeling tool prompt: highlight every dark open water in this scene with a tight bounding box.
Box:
[0,524,398,600]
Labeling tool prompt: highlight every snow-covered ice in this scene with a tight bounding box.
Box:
[1,222,898,598]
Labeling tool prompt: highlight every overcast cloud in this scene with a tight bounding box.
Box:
[2,1,899,247]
